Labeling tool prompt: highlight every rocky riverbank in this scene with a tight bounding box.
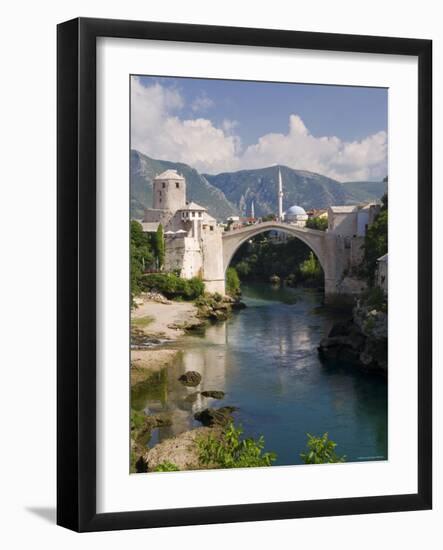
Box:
[318,299,387,373]
[132,365,238,472]
[195,293,246,322]
[130,292,209,379]
[130,291,244,472]
[130,291,245,383]
[141,427,222,472]
[133,404,238,472]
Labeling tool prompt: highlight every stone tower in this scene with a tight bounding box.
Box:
[153,170,186,211]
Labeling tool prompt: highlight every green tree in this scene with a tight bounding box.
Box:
[362,197,388,284]
[306,216,328,231]
[235,260,251,279]
[226,267,241,297]
[130,220,154,299]
[198,422,276,469]
[300,433,346,464]
[155,223,165,269]
[299,251,323,283]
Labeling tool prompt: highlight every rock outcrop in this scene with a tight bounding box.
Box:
[194,406,238,427]
[318,306,387,372]
[195,293,246,322]
[178,371,202,387]
[200,390,225,399]
[143,427,220,471]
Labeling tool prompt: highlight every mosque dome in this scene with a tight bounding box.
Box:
[286,205,307,216]
[284,204,308,226]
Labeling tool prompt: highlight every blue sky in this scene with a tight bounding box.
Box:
[144,76,387,145]
[131,75,388,181]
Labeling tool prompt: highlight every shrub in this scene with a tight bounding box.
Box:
[299,252,323,282]
[197,422,276,469]
[300,433,346,464]
[361,286,387,312]
[226,267,241,297]
[186,277,206,299]
[140,273,204,300]
[306,216,328,231]
[154,462,180,472]
[130,409,147,432]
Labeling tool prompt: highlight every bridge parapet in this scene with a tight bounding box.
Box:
[222,221,327,240]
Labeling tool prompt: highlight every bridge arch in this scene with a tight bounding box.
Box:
[221,222,329,279]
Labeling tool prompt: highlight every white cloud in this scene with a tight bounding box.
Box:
[221,119,239,133]
[242,114,387,181]
[131,78,240,174]
[191,91,215,113]
[131,78,387,181]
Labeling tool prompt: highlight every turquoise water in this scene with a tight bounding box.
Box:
[134,284,387,465]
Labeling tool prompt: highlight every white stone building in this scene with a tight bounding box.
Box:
[141,170,225,293]
[327,203,381,238]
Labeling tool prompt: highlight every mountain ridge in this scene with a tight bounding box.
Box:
[131,150,386,221]
[204,165,385,217]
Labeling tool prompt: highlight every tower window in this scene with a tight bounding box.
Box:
[162,182,165,188]
[176,182,180,188]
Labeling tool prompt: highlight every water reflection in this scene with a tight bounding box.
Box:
[131,284,387,465]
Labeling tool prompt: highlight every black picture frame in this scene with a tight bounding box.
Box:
[57,17,432,532]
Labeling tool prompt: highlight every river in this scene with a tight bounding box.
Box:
[132,283,387,466]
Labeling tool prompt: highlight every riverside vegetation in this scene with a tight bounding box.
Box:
[134,415,345,472]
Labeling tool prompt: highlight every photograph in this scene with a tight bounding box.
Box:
[129,75,388,474]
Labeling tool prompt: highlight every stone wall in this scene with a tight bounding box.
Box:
[350,237,365,268]
[143,208,173,225]
[201,229,226,294]
[328,209,358,236]
[164,236,203,279]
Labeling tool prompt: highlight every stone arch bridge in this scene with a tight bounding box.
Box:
[203,221,360,305]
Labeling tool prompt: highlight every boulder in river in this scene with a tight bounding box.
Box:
[318,319,365,362]
[194,406,237,427]
[201,390,225,399]
[178,371,202,387]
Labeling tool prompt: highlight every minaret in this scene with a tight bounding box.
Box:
[278,168,283,221]
[251,200,255,219]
